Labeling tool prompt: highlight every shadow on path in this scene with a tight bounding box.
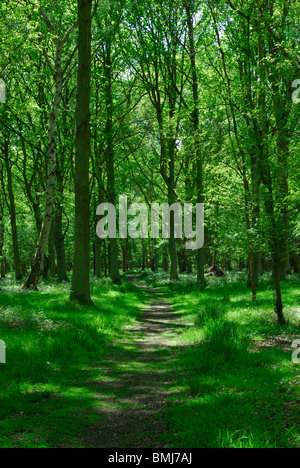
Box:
[74,277,187,448]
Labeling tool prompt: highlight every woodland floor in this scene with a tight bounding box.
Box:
[0,271,299,448]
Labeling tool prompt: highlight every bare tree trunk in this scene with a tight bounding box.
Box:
[94,194,102,278]
[257,31,286,324]
[104,40,121,285]
[49,222,56,278]
[94,170,104,278]
[185,3,205,286]
[142,241,147,271]
[23,41,63,290]
[168,184,179,281]
[54,170,68,282]
[0,193,5,279]
[166,109,179,281]
[4,136,22,281]
[94,235,102,278]
[162,243,169,272]
[70,0,93,304]
[20,136,42,234]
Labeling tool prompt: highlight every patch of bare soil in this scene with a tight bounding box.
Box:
[72,278,187,448]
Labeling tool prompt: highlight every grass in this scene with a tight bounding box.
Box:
[0,276,146,448]
[140,270,300,448]
[0,270,299,448]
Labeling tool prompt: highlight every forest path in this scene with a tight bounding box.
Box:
[76,276,187,448]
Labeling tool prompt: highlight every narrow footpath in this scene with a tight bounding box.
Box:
[76,277,187,448]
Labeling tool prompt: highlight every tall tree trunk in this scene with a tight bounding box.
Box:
[104,40,121,284]
[94,236,102,277]
[54,170,68,282]
[23,41,63,289]
[70,0,93,304]
[246,143,262,292]
[256,30,286,324]
[162,243,169,272]
[185,3,205,286]
[94,201,102,278]
[49,222,56,278]
[142,241,147,271]
[103,241,108,277]
[4,136,22,281]
[267,32,292,281]
[0,193,5,279]
[20,136,42,234]
[262,173,286,325]
[154,69,179,280]
[168,183,179,281]
[122,239,130,273]
[247,252,260,289]
[94,177,104,278]
[166,107,179,281]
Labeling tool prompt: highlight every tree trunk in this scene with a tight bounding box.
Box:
[104,41,121,285]
[0,195,5,279]
[247,252,260,288]
[94,220,102,278]
[94,172,104,278]
[103,241,108,277]
[54,170,68,282]
[185,3,205,286]
[4,136,22,281]
[122,240,130,273]
[269,36,291,282]
[49,222,56,278]
[262,171,287,324]
[142,241,147,271]
[162,243,169,272]
[168,183,179,281]
[256,32,286,324]
[70,0,93,304]
[23,41,63,290]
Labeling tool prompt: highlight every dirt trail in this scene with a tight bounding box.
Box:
[76,277,186,448]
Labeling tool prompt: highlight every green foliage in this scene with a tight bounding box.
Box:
[0,0,299,449]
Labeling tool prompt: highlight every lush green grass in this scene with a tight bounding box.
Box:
[0,276,146,448]
[0,270,299,448]
[140,270,300,448]
[149,274,300,448]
